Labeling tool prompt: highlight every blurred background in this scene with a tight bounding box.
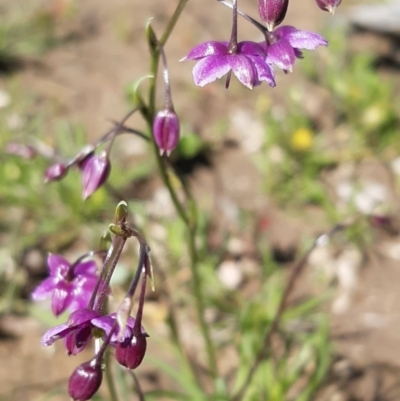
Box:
[1,0,400,400]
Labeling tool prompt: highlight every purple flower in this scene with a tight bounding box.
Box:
[153,109,180,156]
[32,254,100,317]
[315,0,341,14]
[92,313,148,369]
[258,0,289,31]
[183,41,275,89]
[42,308,100,355]
[261,26,328,72]
[81,151,110,199]
[91,313,148,346]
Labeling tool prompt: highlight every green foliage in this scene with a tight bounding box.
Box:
[257,29,400,212]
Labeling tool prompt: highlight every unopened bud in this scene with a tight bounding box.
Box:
[82,152,110,199]
[45,163,68,182]
[116,334,147,370]
[153,109,180,156]
[259,0,289,31]
[115,200,128,224]
[315,0,341,14]
[68,359,103,401]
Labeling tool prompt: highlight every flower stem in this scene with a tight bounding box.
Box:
[160,0,190,46]
[105,350,120,401]
[145,0,218,385]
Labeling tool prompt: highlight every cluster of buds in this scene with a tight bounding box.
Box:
[44,109,139,199]
[32,202,152,401]
[182,0,342,88]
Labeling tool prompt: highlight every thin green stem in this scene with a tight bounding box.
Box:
[160,0,190,45]
[145,0,218,386]
[232,224,348,401]
[188,227,218,379]
[105,351,120,401]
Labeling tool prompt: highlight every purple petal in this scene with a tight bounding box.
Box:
[248,55,276,87]
[192,55,231,87]
[237,41,267,57]
[31,277,57,300]
[47,253,70,277]
[183,41,228,61]
[51,282,72,316]
[228,55,258,89]
[91,313,146,345]
[275,26,328,50]
[65,326,93,355]
[69,296,90,312]
[67,308,99,327]
[265,38,296,71]
[41,323,73,346]
[73,260,98,276]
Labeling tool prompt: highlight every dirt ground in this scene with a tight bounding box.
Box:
[1,0,400,400]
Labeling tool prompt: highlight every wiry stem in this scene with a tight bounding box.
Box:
[145,0,218,386]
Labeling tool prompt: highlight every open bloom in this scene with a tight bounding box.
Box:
[32,254,100,316]
[42,308,100,355]
[261,26,328,72]
[183,41,275,89]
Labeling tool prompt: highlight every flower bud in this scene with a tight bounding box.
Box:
[44,163,68,182]
[259,0,289,31]
[315,0,341,14]
[68,359,102,401]
[116,334,147,369]
[153,109,180,156]
[81,151,110,199]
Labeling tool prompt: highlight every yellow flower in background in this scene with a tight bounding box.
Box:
[290,128,314,151]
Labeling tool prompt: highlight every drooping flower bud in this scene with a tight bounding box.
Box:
[116,334,147,369]
[68,359,103,401]
[81,151,110,199]
[153,109,180,156]
[315,0,341,14]
[259,0,289,31]
[44,163,68,182]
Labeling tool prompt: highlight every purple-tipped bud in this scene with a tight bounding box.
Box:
[315,0,341,14]
[153,109,180,156]
[259,0,289,31]
[45,163,68,182]
[116,334,147,369]
[81,152,110,199]
[68,359,103,401]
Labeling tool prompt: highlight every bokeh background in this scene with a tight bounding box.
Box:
[1,0,400,400]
